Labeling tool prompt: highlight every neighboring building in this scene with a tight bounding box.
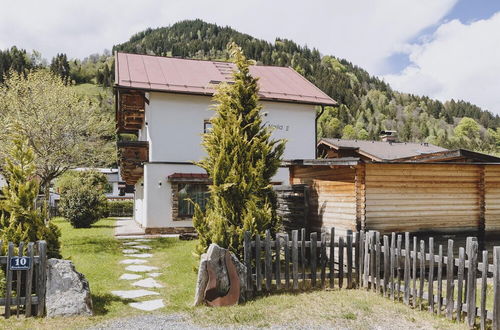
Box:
[114,52,336,233]
[73,168,133,200]
[286,137,500,235]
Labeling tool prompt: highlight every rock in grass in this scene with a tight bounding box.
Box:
[46,259,93,317]
[193,243,246,306]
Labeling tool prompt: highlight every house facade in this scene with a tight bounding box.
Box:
[114,52,336,233]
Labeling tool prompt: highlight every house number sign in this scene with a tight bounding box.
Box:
[9,256,31,271]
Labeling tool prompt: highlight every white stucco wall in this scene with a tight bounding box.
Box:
[0,173,6,189]
[137,92,317,229]
[146,92,316,163]
[134,179,144,226]
[143,163,204,228]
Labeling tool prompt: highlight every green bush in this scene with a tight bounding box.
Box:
[107,200,133,217]
[59,183,108,228]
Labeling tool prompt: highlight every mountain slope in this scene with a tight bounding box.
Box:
[111,19,494,154]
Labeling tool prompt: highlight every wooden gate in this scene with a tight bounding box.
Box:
[1,241,47,318]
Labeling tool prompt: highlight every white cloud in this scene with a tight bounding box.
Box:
[384,12,500,115]
[0,0,456,74]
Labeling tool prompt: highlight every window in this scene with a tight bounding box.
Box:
[178,183,210,217]
[203,120,213,133]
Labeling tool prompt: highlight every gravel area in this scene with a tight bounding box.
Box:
[88,314,229,330]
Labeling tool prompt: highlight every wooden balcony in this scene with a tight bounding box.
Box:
[117,141,149,185]
[116,91,147,133]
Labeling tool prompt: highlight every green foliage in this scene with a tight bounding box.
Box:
[0,136,61,258]
[193,43,285,259]
[0,70,116,198]
[454,117,481,139]
[58,170,109,228]
[106,200,134,217]
[113,19,500,155]
[50,53,70,84]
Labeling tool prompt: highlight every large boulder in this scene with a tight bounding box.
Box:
[194,244,246,306]
[46,259,93,317]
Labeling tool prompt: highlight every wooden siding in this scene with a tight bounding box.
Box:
[364,164,481,233]
[485,166,500,231]
[291,165,357,233]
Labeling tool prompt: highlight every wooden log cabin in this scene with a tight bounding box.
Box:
[286,134,500,235]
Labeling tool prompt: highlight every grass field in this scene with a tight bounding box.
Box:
[0,218,469,329]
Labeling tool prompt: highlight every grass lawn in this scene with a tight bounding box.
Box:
[0,217,469,329]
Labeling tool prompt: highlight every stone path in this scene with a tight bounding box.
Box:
[111,238,165,311]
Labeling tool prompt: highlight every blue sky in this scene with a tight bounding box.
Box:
[385,0,500,74]
[0,0,499,114]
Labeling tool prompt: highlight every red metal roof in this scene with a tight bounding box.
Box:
[115,52,336,106]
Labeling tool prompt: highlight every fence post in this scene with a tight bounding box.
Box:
[347,230,353,289]
[264,230,272,291]
[310,232,317,288]
[363,232,370,289]
[493,246,500,330]
[301,228,306,288]
[383,235,390,297]
[412,236,417,308]
[275,233,281,291]
[466,238,478,327]
[403,232,410,305]
[375,232,380,293]
[320,232,327,288]
[292,230,299,290]
[456,247,466,322]
[437,245,443,315]
[358,231,364,288]
[244,231,252,297]
[37,241,47,317]
[419,240,425,310]
[446,239,455,319]
[284,234,290,289]
[255,234,262,292]
[25,242,35,318]
[16,241,24,317]
[428,237,435,313]
[480,250,488,330]
[396,235,402,300]
[330,227,335,289]
[390,233,396,300]
[339,236,345,289]
[5,242,14,319]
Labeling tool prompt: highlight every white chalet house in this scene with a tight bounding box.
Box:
[114,52,336,233]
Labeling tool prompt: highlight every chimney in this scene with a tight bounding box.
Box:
[380,130,398,143]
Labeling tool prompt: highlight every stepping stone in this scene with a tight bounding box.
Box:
[119,273,142,280]
[132,277,164,288]
[125,265,159,272]
[111,290,159,299]
[131,245,152,250]
[120,259,148,265]
[124,253,153,258]
[123,242,140,246]
[129,299,164,311]
[148,272,161,278]
[134,239,151,242]
[123,249,139,254]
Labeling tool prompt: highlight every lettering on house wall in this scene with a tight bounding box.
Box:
[267,123,290,132]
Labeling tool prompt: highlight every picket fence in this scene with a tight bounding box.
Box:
[0,241,47,318]
[243,228,500,329]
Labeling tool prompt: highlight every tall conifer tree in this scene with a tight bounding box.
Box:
[193,43,286,258]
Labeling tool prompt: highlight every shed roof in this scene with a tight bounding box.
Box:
[115,52,336,106]
[319,138,447,161]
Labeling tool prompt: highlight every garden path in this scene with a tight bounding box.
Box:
[111,238,165,311]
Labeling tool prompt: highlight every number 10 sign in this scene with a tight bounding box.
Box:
[10,256,31,271]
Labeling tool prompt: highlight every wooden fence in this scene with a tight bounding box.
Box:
[243,228,359,293]
[0,241,47,318]
[243,228,500,329]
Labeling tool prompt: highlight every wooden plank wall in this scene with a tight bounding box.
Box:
[291,166,357,233]
[485,166,500,231]
[364,164,482,233]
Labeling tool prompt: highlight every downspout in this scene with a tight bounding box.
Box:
[315,105,325,159]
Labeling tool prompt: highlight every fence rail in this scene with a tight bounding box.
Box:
[0,241,47,318]
[243,228,500,329]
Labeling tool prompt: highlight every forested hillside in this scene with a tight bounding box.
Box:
[113,19,500,154]
[1,19,499,154]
